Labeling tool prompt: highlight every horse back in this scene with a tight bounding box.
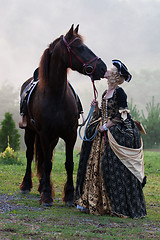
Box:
[25,82,79,134]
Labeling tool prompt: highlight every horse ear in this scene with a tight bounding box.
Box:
[65,24,74,39]
[75,24,79,34]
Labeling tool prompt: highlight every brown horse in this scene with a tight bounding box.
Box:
[19,25,107,206]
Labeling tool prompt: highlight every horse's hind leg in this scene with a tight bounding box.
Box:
[20,128,35,193]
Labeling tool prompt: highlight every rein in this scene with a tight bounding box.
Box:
[78,75,99,142]
[63,35,98,100]
[63,35,100,142]
[78,104,99,142]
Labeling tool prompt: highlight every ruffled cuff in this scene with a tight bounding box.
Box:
[119,107,130,121]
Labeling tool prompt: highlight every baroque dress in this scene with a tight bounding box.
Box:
[75,86,147,218]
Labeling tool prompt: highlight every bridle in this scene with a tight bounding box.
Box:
[63,35,101,141]
[63,35,99,100]
[63,36,99,76]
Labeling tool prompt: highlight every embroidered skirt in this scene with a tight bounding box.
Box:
[75,120,147,218]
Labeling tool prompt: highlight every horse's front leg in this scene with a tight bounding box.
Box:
[63,138,76,207]
[20,129,35,193]
[39,138,57,206]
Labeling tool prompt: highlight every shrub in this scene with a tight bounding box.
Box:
[0,112,20,152]
[0,138,22,165]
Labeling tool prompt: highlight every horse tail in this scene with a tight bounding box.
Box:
[39,48,50,88]
[35,134,44,179]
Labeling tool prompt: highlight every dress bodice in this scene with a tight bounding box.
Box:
[101,86,128,124]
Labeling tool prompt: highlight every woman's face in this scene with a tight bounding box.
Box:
[104,69,111,79]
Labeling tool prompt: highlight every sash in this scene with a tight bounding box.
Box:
[108,129,144,183]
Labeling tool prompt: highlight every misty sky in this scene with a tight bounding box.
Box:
[0,0,160,89]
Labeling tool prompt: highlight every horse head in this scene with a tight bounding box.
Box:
[39,25,107,88]
[62,24,107,80]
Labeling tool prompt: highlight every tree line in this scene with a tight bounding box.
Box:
[128,97,160,149]
[0,69,160,150]
[0,96,159,152]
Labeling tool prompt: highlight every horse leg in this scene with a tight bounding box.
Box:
[39,138,58,206]
[63,139,76,207]
[20,129,35,193]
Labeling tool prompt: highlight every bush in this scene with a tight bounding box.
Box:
[0,112,20,152]
[0,138,22,165]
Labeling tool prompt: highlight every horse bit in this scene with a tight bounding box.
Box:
[63,35,99,100]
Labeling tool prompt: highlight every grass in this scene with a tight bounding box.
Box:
[0,150,160,239]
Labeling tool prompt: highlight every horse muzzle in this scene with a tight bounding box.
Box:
[92,60,107,80]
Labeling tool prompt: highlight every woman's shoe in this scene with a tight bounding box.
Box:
[77,204,89,213]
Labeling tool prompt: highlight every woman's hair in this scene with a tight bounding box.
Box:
[108,66,125,86]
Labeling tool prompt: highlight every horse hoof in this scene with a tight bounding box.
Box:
[42,202,53,207]
[20,190,30,194]
[65,201,74,207]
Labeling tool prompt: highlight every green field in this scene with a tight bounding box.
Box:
[0,150,160,239]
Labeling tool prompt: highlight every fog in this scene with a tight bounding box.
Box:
[1,0,160,87]
[0,0,160,149]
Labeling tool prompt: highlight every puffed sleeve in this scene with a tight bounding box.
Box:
[116,87,131,120]
[116,87,128,108]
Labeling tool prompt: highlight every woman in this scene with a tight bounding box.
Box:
[75,60,147,218]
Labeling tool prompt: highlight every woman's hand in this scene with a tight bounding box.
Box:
[91,99,98,106]
[99,125,105,133]
[99,123,109,132]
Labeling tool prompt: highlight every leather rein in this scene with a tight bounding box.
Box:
[63,35,101,141]
[63,36,98,100]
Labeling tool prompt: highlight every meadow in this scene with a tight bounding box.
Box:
[0,150,160,239]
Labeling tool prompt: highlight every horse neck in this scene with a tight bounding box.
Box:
[48,63,68,98]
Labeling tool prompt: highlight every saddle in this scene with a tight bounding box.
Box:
[20,68,39,116]
[20,68,83,118]
[20,79,39,115]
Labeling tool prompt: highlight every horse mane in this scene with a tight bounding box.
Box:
[38,33,84,89]
[38,37,60,89]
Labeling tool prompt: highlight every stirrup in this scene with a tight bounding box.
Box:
[19,121,27,129]
[78,113,85,126]
[19,116,27,129]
